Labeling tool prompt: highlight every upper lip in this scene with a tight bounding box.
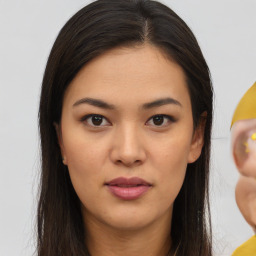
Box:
[105,177,152,186]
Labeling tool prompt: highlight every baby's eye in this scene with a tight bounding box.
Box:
[81,114,111,127]
[146,115,175,127]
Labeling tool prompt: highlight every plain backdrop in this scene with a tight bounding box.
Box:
[0,0,255,255]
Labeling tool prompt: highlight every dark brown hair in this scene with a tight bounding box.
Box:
[38,0,213,255]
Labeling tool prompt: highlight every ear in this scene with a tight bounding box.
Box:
[54,122,67,165]
[187,112,207,163]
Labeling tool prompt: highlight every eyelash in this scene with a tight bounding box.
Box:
[80,114,111,127]
[80,114,176,128]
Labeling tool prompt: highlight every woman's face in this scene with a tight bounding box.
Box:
[58,44,204,231]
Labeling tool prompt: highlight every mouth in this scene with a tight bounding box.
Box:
[105,177,152,186]
[105,177,152,200]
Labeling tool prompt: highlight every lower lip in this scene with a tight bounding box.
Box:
[106,185,151,200]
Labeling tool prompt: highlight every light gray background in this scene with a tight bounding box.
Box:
[0,0,255,255]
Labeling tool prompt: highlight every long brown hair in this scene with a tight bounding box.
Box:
[38,0,213,255]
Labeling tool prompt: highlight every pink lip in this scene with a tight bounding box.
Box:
[105,177,152,200]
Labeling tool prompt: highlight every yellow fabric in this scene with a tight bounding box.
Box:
[231,82,256,128]
[232,235,256,255]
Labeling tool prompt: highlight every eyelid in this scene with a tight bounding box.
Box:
[146,114,176,127]
[80,114,111,127]
[80,114,176,128]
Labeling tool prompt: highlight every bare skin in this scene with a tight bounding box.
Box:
[84,207,172,256]
[232,119,256,177]
[232,118,256,232]
[235,176,256,232]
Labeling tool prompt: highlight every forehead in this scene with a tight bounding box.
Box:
[63,44,191,109]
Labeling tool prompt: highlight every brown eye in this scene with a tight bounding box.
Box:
[92,116,103,125]
[81,114,110,127]
[146,115,175,127]
[152,116,164,126]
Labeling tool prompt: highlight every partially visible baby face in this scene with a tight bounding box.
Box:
[231,82,256,232]
[231,118,256,177]
[231,118,256,230]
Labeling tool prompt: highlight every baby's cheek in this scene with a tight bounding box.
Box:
[232,120,256,178]
[247,132,256,153]
[243,134,256,178]
[235,132,256,177]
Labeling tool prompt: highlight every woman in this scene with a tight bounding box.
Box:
[38,0,213,255]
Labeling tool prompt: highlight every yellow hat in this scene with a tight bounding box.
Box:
[231,82,256,128]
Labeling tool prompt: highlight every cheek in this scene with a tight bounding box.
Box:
[150,134,192,198]
[61,131,109,200]
[63,138,107,210]
[152,132,192,171]
[63,129,107,170]
[158,150,188,190]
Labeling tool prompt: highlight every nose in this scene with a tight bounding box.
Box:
[110,124,146,167]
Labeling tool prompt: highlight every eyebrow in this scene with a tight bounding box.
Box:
[142,97,182,109]
[72,97,182,109]
[73,97,115,109]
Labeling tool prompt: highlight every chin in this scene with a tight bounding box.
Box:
[84,204,160,231]
[104,214,154,231]
[103,204,172,232]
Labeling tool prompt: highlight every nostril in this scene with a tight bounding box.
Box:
[116,159,141,167]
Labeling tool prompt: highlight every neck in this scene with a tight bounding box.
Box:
[84,212,172,256]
